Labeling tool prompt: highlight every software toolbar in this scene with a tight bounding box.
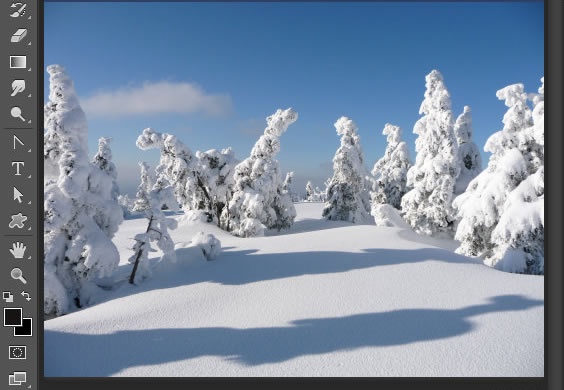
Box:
[1,1,38,388]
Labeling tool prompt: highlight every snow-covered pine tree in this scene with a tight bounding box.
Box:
[282,171,296,201]
[305,181,314,202]
[117,194,136,217]
[43,65,122,316]
[132,162,154,213]
[92,137,120,200]
[136,129,236,224]
[221,108,298,237]
[322,116,370,222]
[400,70,460,236]
[453,106,482,194]
[314,186,325,202]
[195,147,238,224]
[453,79,544,274]
[136,128,198,209]
[370,123,411,210]
[129,175,179,284]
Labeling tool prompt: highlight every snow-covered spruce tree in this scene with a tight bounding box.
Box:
[43,65,122,316]
[453,106,482,194]
[400,70,460,236]
[370,123,411,210]
[92,137,120,200]
[136,129,236,224]
[282,171,297,201]
[195,148,238,224]
[221,108,298,237]
[132,162,154,213]
[136,128,198,209]
[117,194,136,217]
[322,116,371,223]
[314,186,325,202]
[305,181,314,202]
[129,175,179,284]
[453,80,544,274]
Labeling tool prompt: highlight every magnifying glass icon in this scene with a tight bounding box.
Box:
[11,268,27,284]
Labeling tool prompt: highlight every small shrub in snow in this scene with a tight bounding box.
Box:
[43,65,123,316]
[323,116,371,222]
[129,164,179,284]
[370,123,411,210]
[453,106,482,194]
[222,108,298,237]
[453,79,544,274]
[401,70,460,236]
[192,232,222,261]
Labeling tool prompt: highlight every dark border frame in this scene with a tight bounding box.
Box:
[38,1,562,389]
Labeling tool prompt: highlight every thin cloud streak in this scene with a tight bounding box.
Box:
[81,81,233,118]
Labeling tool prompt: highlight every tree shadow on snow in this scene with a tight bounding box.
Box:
[265,218,375,236]
[96,246,484,307]
[44,294,542,376]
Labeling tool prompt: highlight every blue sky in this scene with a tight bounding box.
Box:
[44,2,544,195]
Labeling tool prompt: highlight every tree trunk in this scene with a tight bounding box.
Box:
[129,216,154,284]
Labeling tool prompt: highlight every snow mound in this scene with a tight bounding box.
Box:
[371,204,410,229]
[192,232,222,261]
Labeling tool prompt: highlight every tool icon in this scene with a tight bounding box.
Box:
[10,242,26,258]
[9,55,26,68]
[8,371,26,386]
[11,80,25,96]
[3,291,14,303]
[14,187,23,203]
[10,3,27,18]
[9,213,27,229]
[13,135,25,149]
[20,292,30,302]
[9,346,27,360]
[10,268,27,284]
[11,29,27,43]
[12,162,24,175]
[10,107,26,121]
[13,317,32,337]
[4,307,22,326]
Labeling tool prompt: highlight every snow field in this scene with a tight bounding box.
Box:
[45,203,543,377]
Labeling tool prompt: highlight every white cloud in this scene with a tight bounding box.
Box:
[81,81,233,118]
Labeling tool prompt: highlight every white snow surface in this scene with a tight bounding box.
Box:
[45,203,543,377]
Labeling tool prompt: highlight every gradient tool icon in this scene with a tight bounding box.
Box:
[9,55,26,69]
